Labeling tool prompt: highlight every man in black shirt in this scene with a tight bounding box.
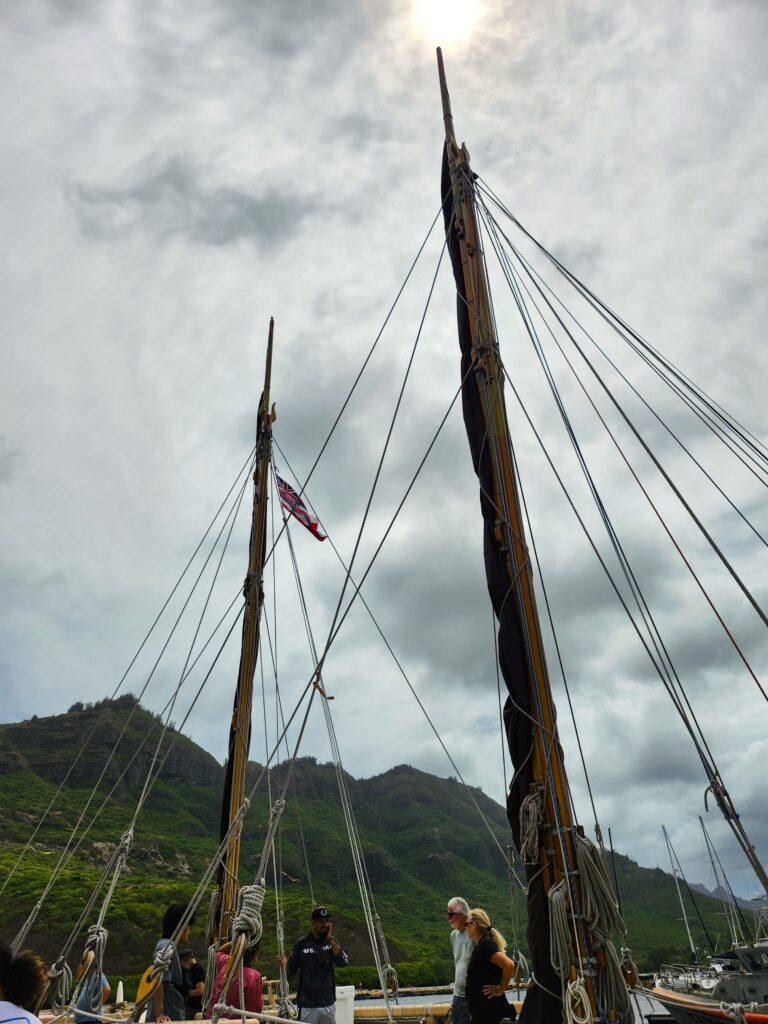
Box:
[179,948,205,1020]
[283,907,349,1024]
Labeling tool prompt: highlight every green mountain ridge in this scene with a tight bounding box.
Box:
[0,699,736,987]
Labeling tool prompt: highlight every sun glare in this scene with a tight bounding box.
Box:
[414,0,481,45]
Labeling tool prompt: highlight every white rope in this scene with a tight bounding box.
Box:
[519,791,543,865]
[564,978,592,1024]
[720,1002,759,1023]
[234,883,266,945]
[594,932,630,1021]
[271,487,396,1021]
[547,880,572,981]
[211,1004,299,1024]
[274,912,297,1020]
[510,950,529,988]
[11,900,43,956]
[49,956,73,1014]
[574,832,624,934]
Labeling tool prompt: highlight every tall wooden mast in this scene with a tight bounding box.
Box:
[214,317,275,943]
[437,51,608,1022]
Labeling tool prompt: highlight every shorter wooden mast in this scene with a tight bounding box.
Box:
[214,317,276,943]
[437,50,605,1021]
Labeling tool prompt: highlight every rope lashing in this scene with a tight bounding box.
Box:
[49,956,73,1013]
[382,964,399,999]
[243,571,262,599]
[11,899,42,956]
[574,831,625,934]
[720,1003,759,1023]
[620,944,640,988]
[547,880,572,981]
[520,791,543,865]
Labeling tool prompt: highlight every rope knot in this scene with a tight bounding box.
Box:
[48,955,67,981]
[154,939,176,973]
[243,571,261,598]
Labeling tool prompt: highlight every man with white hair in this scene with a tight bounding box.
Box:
[447,896,472,1024]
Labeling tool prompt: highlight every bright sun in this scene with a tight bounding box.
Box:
[414,0,481,45]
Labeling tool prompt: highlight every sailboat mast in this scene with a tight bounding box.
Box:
[437,50,608,1021]
[663,825,697,960]
[214,317,276,943]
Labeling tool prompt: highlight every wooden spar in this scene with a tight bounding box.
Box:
[214,317,276,943]
[436,49,602,1017]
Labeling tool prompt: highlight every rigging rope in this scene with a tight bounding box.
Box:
[0,446,257,898]
[478,197,768,705]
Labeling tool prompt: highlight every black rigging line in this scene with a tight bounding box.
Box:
[471,186,768,889]
[476,178,768,477]
[0,445,257,896]
[476,197,731,770]
[476,197,768,703]
[503,237,768,550]
[607,828,623,918]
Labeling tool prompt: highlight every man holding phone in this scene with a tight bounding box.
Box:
[283,907,349,1024]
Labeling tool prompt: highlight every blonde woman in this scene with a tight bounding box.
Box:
[464,910,517,1024]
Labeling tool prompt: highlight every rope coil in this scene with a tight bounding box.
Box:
[49,956,73,1013]
[520,791,543,865]
[547,880,572,981]
[574,832,624,934]
[233,883,266,945]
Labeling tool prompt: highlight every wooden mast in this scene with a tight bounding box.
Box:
[215,316,276,943]
[437,50,602,1019]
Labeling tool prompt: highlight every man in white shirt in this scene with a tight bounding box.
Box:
[447,896,473,1024]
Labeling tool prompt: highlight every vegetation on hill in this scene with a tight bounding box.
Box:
[0,699,736,991]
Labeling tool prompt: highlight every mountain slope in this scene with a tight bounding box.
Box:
[0,699,736,983]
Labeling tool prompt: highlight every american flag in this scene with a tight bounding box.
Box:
[275,475,327,541]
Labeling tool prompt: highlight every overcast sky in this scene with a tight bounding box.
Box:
[2,0,767,913]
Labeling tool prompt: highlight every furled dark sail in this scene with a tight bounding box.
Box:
[441,145,561,1023]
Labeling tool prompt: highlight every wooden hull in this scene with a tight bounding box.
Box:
[652,986,768,1024]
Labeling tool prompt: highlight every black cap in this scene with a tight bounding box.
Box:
[179,948,194,958]
[311,906,330,921]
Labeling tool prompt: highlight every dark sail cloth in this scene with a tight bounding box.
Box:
[465,936,515,1024]
[441,144,561,1024]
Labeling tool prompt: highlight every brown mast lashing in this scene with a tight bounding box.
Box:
[213,317,276,944]
[437,50,621,1023]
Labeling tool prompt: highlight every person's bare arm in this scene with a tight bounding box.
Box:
[483,952,516,998]
[152,982,170,1024]
[102,982,112,1005]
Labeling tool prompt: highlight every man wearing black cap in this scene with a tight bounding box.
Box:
[282,907,349,1024]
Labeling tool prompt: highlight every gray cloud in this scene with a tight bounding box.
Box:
[67,156,317,248]
[1,0,767,900]
[0,438,20,484]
